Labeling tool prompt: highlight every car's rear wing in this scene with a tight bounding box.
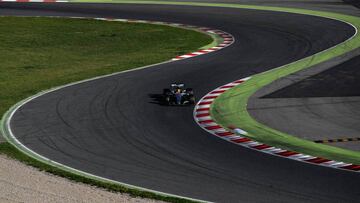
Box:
[171,83,185,88]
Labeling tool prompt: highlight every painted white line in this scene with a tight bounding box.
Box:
[192,52,206,55]
[296,155,316,160]
[197,104,211,109]
[201,123,219,128]
[267,148,287,154]
[225,135,242,140]
[233,128,248,135]
[206,93,222,96]
[200,99,215,103]
[320,160,337,166]
[202,49,215,52]
[243,141,261,147]
[330,162,352,168]
[212,128,228,133]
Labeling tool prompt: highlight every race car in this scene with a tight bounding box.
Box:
[163,83,195,105]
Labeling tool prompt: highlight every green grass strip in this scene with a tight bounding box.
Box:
[200,32,223,50]
[0,17,212,117]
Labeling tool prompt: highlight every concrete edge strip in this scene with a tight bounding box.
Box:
[193,77,360,172]
[0,16,234,203]
[315,137,360,144]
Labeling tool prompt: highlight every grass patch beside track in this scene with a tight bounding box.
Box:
[0,16,212,202]
[0,16,211,119]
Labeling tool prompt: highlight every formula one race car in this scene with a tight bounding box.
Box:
[163,83,195,105]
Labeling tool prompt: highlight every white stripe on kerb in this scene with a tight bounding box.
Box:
[200,99,215,103]
[212,128,227,133]
[197,104,211,109]
[196,116,212,121]
[192,52,205,55]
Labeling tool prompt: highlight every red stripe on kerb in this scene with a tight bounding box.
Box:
[205,125,222,130]
[277,151,298,157]
[204,95,217,99]
[221,85,236,89]
[306,157,330,164]
[252,144,271,150]
[233,80,244,84]
[198,120,213,124]
[232,137,251,143]
[211,90,226,94]
[341,164,360,171]
[216,132,234,137]
[196,113,210,118]
[196,108,210,112]
[198,101,212,105]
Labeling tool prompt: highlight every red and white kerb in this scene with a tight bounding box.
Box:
[193,77,360,172]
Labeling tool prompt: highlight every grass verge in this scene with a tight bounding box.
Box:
[0,16,212,202]
[0,16,211,117]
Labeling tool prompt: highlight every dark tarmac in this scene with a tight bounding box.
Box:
[2,1,360,202]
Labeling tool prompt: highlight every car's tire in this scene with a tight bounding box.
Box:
[163,88,171,95]
[186,88,193,95]
[165,95,171,105]
[189,96,196,104]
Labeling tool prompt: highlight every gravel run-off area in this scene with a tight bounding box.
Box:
[0,154,162,203]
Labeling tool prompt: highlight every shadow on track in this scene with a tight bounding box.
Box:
[148,93,167,106]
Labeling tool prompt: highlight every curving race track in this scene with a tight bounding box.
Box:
[2,2,360,202]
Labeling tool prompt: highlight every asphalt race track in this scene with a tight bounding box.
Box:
[249,53,360,151]
[2,2,360,202]
[265,55,360,98]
